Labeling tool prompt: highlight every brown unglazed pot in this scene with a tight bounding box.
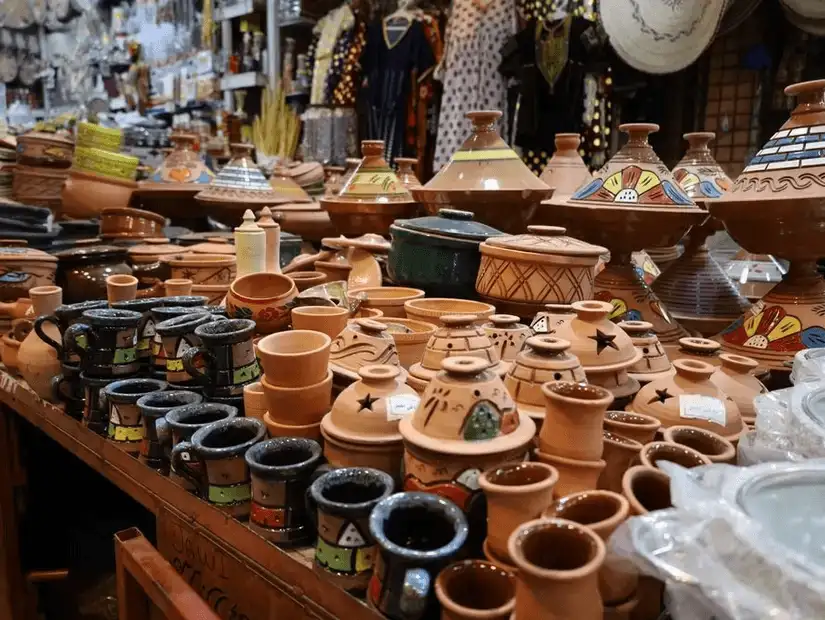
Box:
[404,298,496,326]
[639,441,711,470]
[375,317,437,370]
[544,490,637,605]
[478,462,558,567]
[603,410,661,445]
[630,358,744,442]
[508,518,606,620]
[539,381,612,460]
[662,425,736,463]
[529,303,576,334]
[619,320,673,383]
[598,431,643,494]
[329,318,402,384]
[347,286,426,319]
[106,274,138,303]
[674,336,722,366]
[436,560,515,620]
[481,315,533,366]
[534,450,606,499]
[710,353,766,424]
[291,305,350,339]
[256,329,331,388]
[19,286,63,400]
[537,133,592,200]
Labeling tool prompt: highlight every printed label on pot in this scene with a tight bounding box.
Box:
[386,394,420,421]
[679,395,726,427]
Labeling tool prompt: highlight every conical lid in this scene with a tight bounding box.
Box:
[539,133,592,198]
[323,141,414,205]
[672,132,732,202]
[140,133,214,193]
[195,143,291,205]
[395,157,422,189]
[270,166,313,203]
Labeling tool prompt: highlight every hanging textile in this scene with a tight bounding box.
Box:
[331,19,368,106]
[310,4,355,105]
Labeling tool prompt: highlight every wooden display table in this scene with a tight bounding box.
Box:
[0,370,381,620]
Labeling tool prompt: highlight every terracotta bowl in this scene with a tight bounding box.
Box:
[639,441,711,470]
[661,426,736,464]
[61,170,137,219]
[289,270,328,292]
[261,374,332,426]
[100,206,165,239]
[263,411,323,441]
[291,305,350,339]
[404,298,496,325]
[164,254,236,284]
[226,273,297,333]
[375,317,437,369]
[256,329,331,387]
[347,286,425,319]
[191,283,229,305]
[603,410,660,445]
[350,306,383,319]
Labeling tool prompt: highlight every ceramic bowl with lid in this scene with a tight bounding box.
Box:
[389,208,504,298]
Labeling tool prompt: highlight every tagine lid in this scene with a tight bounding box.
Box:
[557,123,700,212]
[392,208,504,243]
[539,133,593,198]
[412,111,553,201]
[270,166,313,203]
[138,133,214,192]
[483,225,607,257]
[321,140,415,205]
[672,132,733,201]
[195,143,291,205]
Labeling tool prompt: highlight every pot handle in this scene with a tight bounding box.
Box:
[181,346,212,385]
[34,314,63,358]
[399,568,430,617]
[63,323,96,362]
[170,441,207,497]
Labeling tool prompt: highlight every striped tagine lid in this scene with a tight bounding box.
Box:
[195,143,291,205]
[324,140,414,204]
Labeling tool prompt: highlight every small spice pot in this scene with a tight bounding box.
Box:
[171,417,266,519]
[63,308,143,377]
[182,319,262,397]
[435,560,515,620]
[308,467,395,593]
[102,378,168,456]
[80,372,117,436]
[155,312,218,386]
[136,390,203,473]
[368,492,469,620]
[245,437,324,545]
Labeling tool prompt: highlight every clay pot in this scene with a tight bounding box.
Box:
[329,318,402,383]
[1,324,26,375]
[504,335,586,421]
[598,432,643,493]
[404,298,496,325]
[661,426,735,463]
[538,133,592,199]
[163,253,236,285]
[435,560,515,620]
[539,381,612,461]
[106,274,138,303]
[674,336,722,366]
[533,450,606,498]
[508,518,606,620]
[478,462,558,567]
[164,278,193,296]
[544,490,636,605]
[0,247,57,302]
[621,465,672,516]
[289,271,327,292]
[481,315,532,365]
[99,206,165,241]
[619,320,673,383]
[351,306,383,319]
[261,372,333,426]
[603,410,660,445]
[347,286,425,319]
[191,283,229,305]
[630,358,744,441]
[243,382,267,420]
[256,329,331,388]
[226,272,297,334]
[16,131,73,167]
[55,246,132,304]
[0,298,32,321]
[262,411,322,441]
[18,285,63,399]
[291,305,350,339]
[61,170,137,219]
[639,441,711,470]
[315,258,352,284]
[374,316,437,370]
[710,353,766,424]
[530,303,577,334]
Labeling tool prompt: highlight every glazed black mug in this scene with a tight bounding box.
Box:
[155,312,225,386]
[148,301,211,377]
[63,308,143,377]
[181,319,261,397]
[136,389,203,473]
[35,299,108,364]
[111,297,166,365]
[102,378,167,457]
[52,361,84,420]
[80,372,117,436]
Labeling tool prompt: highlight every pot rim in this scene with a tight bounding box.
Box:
[309,466,394,517]
[244,437,323,476]
[257,329,331,359]
[434,560,515,619]
[507,517,606,580]
[621,465,671,516]
[103,377,167,402]
[165,402,239,428]
[478,462,559,495]
[136,389,204,416]
[229,272,296,303]
[189,417,266,457]
[546,490,630,536]
[639,441,712,470]
[662,425,736,461]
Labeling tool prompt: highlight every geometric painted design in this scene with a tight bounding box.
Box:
[743,125,825,173]
[476,256,593,303]
[721,304,825,352]
[572,165,693,205]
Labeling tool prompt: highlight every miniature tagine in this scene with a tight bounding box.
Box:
[329,318,402,386]
[320,140,418,237]
[651,132,750,337]
[411,110,553,234]
[270,166,314,203]
[395,157,422,189]
[548,123,706,347]
[619,320,673,383]
[711,80,825,371]
[195,143,290,226]
[538,133,592,200]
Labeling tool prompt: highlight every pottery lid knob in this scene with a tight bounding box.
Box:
[571,300,613,321]
[438,208,474,221]
[672,358,716,380]
[440,314,478,327]
[441,356,490,376]
[527,335,572,355]
[466,110,503,127]
[683,132,715,149]
[554,133,581,150]
[489,314,520,327]
[361,140,385,156]
[719,353,758,374]
[359,364,401,382]
[236,209,263,232]
[619,123,659,143]
[618,320,654,335]
[257,206,278,227]
[527,225,566,236]
[678,337,721,354]
[785,78,825,99]
[355,318,388,333]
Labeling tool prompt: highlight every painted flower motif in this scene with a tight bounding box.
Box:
[572,165,693,206]
[258,306,287,323]
[594,292,642,322]
[721,305,825,351]
[673,168,726,198]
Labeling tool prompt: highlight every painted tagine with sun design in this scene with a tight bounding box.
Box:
[547,123,705,347]
[399,356,536,517]
[710,79,825,370]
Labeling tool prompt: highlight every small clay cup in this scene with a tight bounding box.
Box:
[106,274,138,303]
[260,372,333,425]
[136,390,203,473]
[621,465,671,516]
[263,412,322,441]
[290,305,350,339]
[598,431,643,494]
[435,560,515,620]
[603,410,660,444]
[102,377,168,457]
[289,271,327,292]
[662,425,736,464]
[243,381,267,420]
[256,329,331,388]
[540,381,612,461]
[533,449,606,498]
[165,278,193,296]
[639,441,711,470]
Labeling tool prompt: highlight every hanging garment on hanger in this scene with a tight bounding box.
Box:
[407,11,444,179]
[310,4,355,105]
[330,19,368,106]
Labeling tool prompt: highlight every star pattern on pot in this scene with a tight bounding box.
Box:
[357,393,379,411]
[589,329,618,355]
[647,389,673,405]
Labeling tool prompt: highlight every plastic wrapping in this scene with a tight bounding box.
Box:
[611,460,825,620]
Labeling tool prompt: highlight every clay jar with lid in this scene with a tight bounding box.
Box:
[538,133,592,200]
[321,364,420,482]
[482,314,532,365]
[329,318,402,387]
[0,246,57,302]
[388,208,504,299]
[504,335,586,422]
[674,336,722,366]
[630,358,745,442]
[408,314,505,393]
[476,226,607,317]
[55,245,132,304]
[619,320,673,383]
[539,381,612,461]
[710,353,766,424]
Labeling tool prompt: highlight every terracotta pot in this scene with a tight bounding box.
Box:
[346,286,425,319]
[673,336,722,366]
[533,450,606,498]
[256,329,331,387]
[661,425,735,463]
[639,441,711,470]
[0,297,32,321]
[537,133,592,200]
[619,320,673,383]
[243,381,267,420]
[18,285,63,400]
[191,283,229,305]
[261,371,332,425]
[164,278,193,296]
[604,596,638,620]
[478,462,558,566]
[0,247,57,302]
[710,353,766,424]
[539,381,611,461]
[106,274,138,303]
[315,259,352,284]
[99,207,165,240]
[544,490,636,605]
[289,270,327,291]
[530,303,576,334]
[598,432,643,493]
[55,246,131,304]
[263,411,322,441]
[374,316,437,370]
[1,327,24,375]
[630,358,744,442]
[351,306,383,319]
[404,298,495,326]
[508,518,606,620]
[291,305,350,339]
[16,131,73,167]
[603,410,660,445]
[330,318,402,383]
[435,560,515,620]
[481,315,533,365]
[621,465,672,516]
[163,253,237,285]
[226,272,297,334]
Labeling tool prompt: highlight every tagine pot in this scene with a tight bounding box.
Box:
[619,320,673,383]
[537,133,593,201]
[709,353,766,424]
[412,110,553,234]
[329,318,403,386]
[19,285,63,400]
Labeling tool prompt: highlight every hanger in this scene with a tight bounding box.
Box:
[383,0,415,48]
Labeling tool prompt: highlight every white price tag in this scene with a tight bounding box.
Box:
[386,395,420,421]
[679,394,727,428]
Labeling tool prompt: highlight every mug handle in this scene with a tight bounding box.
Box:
[399,568,431,617]
[63,323,96,362]
[181,346,212,385]
[51,373,66,403]
[34,314,63,358]
[170,441,207,497]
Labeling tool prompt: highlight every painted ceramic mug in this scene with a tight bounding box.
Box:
[244,437,325,545]
[63,308,143,377]
[155,312,223,386]
[52,361,85,420]
[136,389,203,473]
[182,319,261,397]
[80,372,116,436]
[368,492,469,620]
[171,417,266,519]
[147,297,211,376]
[102,378,168,456]
[308,467,395,594]
[34,299,109,364]
[111,297,166,365]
